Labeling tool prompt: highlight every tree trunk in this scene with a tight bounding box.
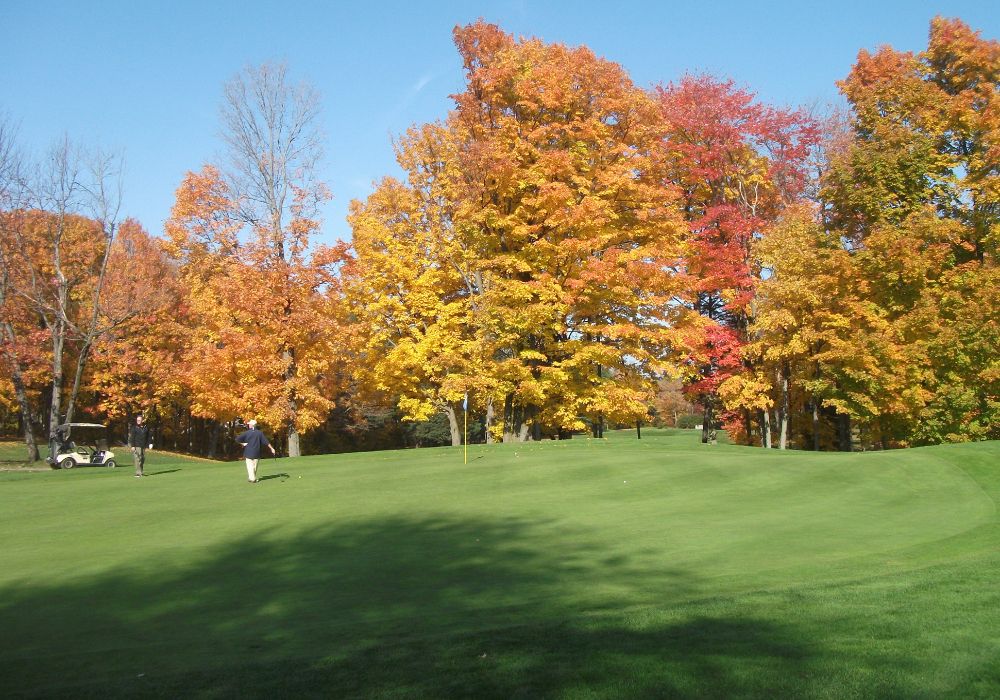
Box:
[812,399,820,451]
[47,319,65,441]
[594,362,604,439]
[208,419,220,459]
[11,359,39,461]
[701,394,717,444]
[786,403,793,449]
[503,393,527,443]
[636,420,642,440]
[444,404,462,447]
[744,409,753,446]
[502,393,515,443]
[761,409,772,448]
[813,359,822,451]
[592,412,604,438]
[284,414,300,455]
[778,367,789,450]
[837,413,853,452]
[1,323,39,462]
[484,396,494,444]
[284,348,301,458]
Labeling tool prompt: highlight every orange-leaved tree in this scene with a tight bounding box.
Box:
[449,21,694,440]
[165,164,347,454]
[810,16,1000,446]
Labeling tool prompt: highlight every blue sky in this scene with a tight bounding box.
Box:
[2,1,998,244]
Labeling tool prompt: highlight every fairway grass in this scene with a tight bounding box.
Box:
[2,430,999,698]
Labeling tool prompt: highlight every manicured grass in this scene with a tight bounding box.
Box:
[0,439,40,464]
[1,430,998,698]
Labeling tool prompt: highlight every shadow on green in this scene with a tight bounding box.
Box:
[4,511,977,700]
[0,513,821,699]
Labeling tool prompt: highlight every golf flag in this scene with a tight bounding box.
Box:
[463,392,468,411]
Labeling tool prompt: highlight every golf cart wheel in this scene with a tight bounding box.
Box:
[105,460,116,469]
[59,458,75,469]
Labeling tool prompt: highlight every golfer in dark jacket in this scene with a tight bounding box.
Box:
[128,415,152,477]
[235,419,275,483]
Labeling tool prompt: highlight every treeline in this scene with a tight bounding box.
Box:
[1,17,998,460]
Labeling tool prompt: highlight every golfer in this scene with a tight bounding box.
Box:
[128,415,152,478]
[235,419,275,483]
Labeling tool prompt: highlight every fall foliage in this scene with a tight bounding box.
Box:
[347,21,697,443]
[3,17,1000,458]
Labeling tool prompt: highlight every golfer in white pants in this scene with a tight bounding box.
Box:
[234,419,276,483]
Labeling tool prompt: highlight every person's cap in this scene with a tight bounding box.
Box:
[248,419,257,427]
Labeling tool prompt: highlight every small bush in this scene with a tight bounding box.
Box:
[675,414,703,429]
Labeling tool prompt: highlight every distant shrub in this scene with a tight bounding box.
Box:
[402,413,484,447]
[403,414,453,447]
[675,414,703,429]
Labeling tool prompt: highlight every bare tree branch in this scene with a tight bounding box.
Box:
[218,60,325,260]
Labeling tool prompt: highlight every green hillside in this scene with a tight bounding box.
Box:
[1,430,998,698]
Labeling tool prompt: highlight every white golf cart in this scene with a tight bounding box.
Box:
[47,423,117,469]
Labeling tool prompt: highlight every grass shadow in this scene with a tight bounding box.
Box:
[0,514,951,699]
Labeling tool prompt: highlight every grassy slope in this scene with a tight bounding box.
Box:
[1,430,998,699]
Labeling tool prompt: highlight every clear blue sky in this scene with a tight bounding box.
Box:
[2,1,997,244]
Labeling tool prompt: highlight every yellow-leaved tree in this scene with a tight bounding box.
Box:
[347,22,700,443]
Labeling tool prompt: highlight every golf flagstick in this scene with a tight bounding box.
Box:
[463,392,468,465]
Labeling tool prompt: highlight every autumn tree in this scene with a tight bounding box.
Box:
[651,378,696,427]
[0,112,40,461]
[0,136,137,461]
[657,75,819,445]
[817,17,1000,445]
[164,164,346,455]
[740,17,1000,450]
[348,23,707,443]
[85,221,182,427]
[209,60,332,457]
[449,21,692,440]
[745,208,916,451]
[346,123,488,446]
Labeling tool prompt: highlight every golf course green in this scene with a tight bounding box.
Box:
[2,429,998,698]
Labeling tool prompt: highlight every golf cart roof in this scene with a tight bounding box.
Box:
[56,423,107,430]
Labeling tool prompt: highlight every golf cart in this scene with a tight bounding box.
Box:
[47,423,117,469]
